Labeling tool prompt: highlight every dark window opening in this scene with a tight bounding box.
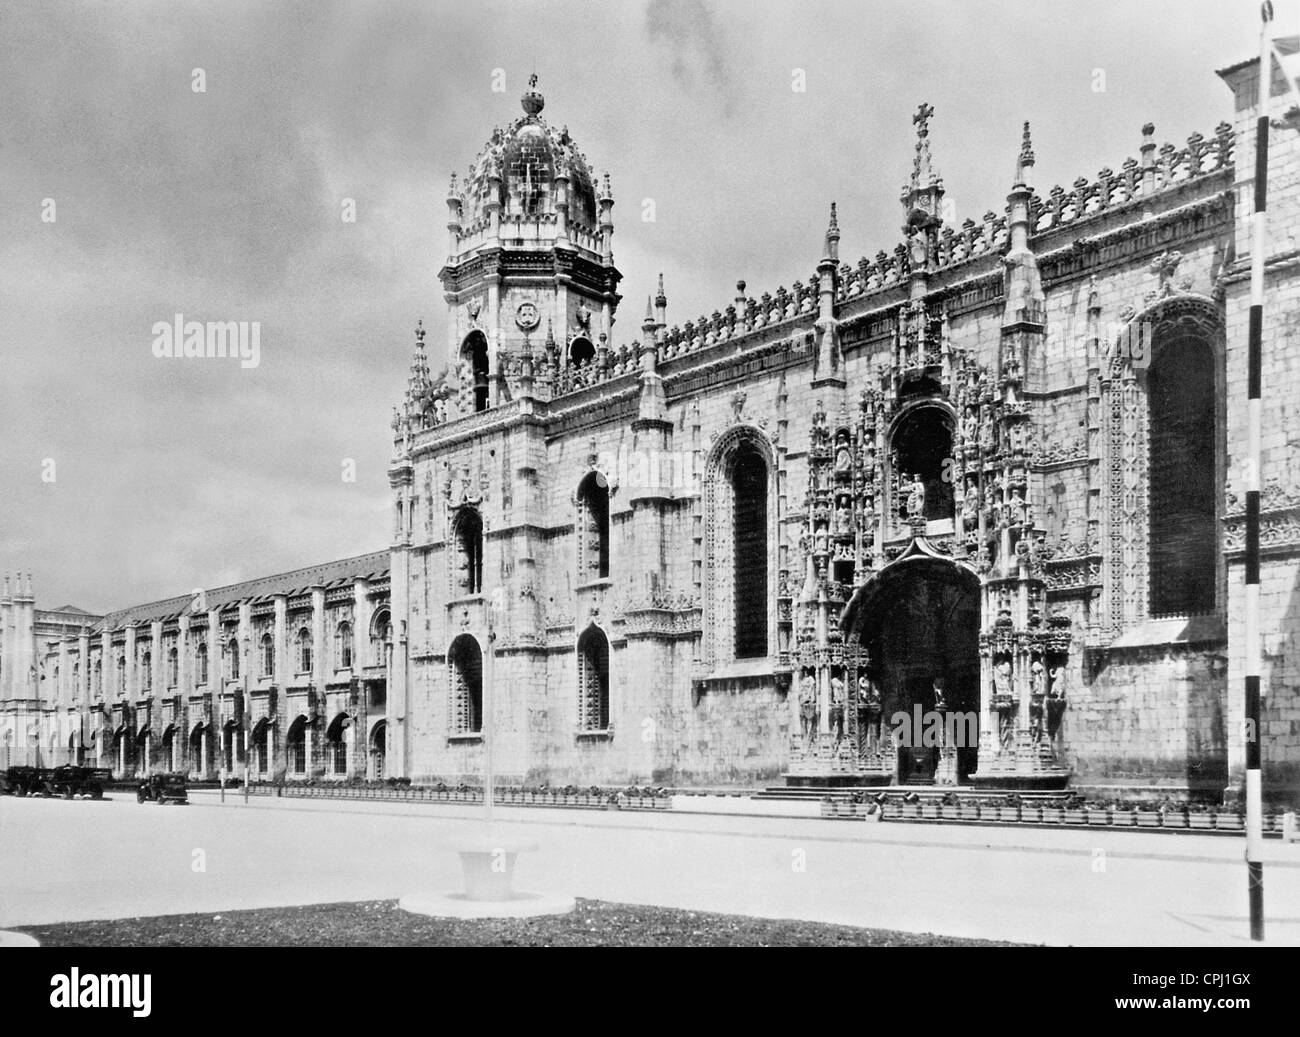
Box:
[892,407,955,523]
[569,337,595,366]
[577,472,610,579]
[732,441,768,659]
[1149,335,1216,617]
[456,510,484,595]
[462,331,490,412]
[577,626,610,730]
[449,636,483,734]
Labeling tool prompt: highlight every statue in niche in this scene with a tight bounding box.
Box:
[798,673,818,744]
[835,504,853,535]
[962,486,979,526]
[829,675,846,747]
[906,473,926,520]
[1028,661,1046,742]
[1047,666,1068,740]
[575,300,592,331]
[835,445,852,474]
[858,675,883,753]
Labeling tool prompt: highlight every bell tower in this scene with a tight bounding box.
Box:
[439,75,623,410]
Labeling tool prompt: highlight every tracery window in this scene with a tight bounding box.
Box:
[454,509,484,595]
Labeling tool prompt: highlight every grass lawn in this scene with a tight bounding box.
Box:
[21,898,1024,947]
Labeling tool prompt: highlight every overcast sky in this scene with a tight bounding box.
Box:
[0,0,1264,613]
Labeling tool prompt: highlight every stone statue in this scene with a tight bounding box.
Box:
[799,674,818,743]
[829,676,846,747]
[857,675,883,753]
[906,473,926,520]
[1047,665,1068,741]
[1028,661,1046,741]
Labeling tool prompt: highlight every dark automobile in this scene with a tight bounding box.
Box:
[1,766,45,797]
[47,765,109,799]
[137,772,189,805]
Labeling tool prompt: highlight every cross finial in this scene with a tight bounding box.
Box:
[913,102,935,135]
[529,72,538,89]
[415,318,425,344]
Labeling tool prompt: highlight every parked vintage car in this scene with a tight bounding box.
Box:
[136,773,189,805]
[46,765,110,799]
[0,766,46,797]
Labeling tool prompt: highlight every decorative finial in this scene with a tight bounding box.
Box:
[522,73,545,116]
[415,319,425,345]
[1019,121,1034,166]
[913,102,935,137]
[656,272,667,305]
[828,201,839,233]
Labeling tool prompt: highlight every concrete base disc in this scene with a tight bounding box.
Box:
[399,891,575,920]
[0,931,39,947]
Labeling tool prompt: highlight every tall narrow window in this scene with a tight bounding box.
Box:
[577,626,610,731]
[449,635,483,734]
[195,643,208,686]
[226,638,240,681]
[140,651,151,692]
[117,656,127,695]
[297,629,313,674]
[576,472,610,580]
[1149,334,1216,616]
[462,331,490,413]
[327,714,349,775]
[732,440,768,659]
[259,634,274,678]
[93,658,102,697]
[286,717,307,775]
[337,622,353,670]
[167,647,178,687]
[370,608,391,663]
[455,510,484,595]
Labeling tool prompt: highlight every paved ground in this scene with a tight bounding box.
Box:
[2,791,1298,946]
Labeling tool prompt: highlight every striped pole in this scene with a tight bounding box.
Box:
[1244,0,1272,943]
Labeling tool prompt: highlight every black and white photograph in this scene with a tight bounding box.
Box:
[1,0,1297,1009]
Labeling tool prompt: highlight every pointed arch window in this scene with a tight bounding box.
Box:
[195,643,208,686]
[116,656,127,695]
[577,626,610,731]
[166,646,178,688]
[140,651,152,692]
[93,658,102,697]
[461,331,490,413]
[576,471,610,580]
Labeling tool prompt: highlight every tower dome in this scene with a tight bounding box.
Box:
[459,75,599,231]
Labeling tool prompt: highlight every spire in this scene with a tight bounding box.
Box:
[404,319,431,411]
[643,296,655,329]
[655,272,667,308]
[822,201,840,264]
[654,273,667,334]
[901,102,945,232]
[1016,121,1035,187]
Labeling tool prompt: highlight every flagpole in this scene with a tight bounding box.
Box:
[1244,0,1272,944]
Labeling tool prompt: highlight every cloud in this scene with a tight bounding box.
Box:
[644,0,734,104]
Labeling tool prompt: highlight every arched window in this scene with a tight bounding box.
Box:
[297,629,313,674]
[72,661,79,698]
[166,647,178,687]
[448,635,483,734]
[93,658,102,697]
[731,439,769,659]
[1148,332,1216,616]
[259,633,274,678]
[251,719,270,776]
[326,713,349,775]
[116,656,127,695]
[370,608,391,662]
[140,651,151,692]
[195,643,208,686]
[454,509,484,595]
[226,638,240,681]
[461,331,490,413]
[576,471,610,580]
[890,405,956,525]
[569,336,595,366]
[286,716,307,775]
[337,622,353,670]
[577,626,610,731]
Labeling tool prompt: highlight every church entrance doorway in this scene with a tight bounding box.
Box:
[842,550,981,783]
